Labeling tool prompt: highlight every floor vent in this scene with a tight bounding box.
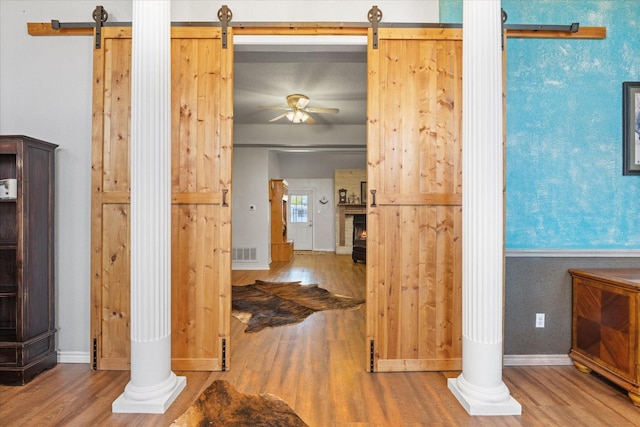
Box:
[233,247,257,261]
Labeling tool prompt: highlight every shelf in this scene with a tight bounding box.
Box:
[0,136,57,384]
[0,329,17,343]
[0,284,17,296]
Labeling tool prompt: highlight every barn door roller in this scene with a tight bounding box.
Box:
[92,5,108,49]
[51,5,110,49]
[368,6,383,49]
[217,5,232,49]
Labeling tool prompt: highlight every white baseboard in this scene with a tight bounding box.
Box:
[58,350,91,364]
[58,350,571,367]
[503,354,573,366]
[232,263,270,270]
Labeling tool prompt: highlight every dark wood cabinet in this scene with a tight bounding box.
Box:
[569,268,640,406]
[0,135,57,385]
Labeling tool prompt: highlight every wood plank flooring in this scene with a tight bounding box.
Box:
[1,253,639,426]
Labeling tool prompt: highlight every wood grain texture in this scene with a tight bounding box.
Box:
[0,137,57,385]
[91,27,231,371]
[570,269,640,406]
[270,180,294,262]
[367,28,463,372]
[2,254,639,426]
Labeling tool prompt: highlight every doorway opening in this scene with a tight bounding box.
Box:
[230,34,368,367]
[231,35,367,266]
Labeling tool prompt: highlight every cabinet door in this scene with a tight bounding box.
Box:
[366,28,463,372]
[91,27,233,371]
[572,277,636,380]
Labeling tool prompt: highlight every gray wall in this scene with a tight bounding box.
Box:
[505,255,639,355]
[232,148,271,269]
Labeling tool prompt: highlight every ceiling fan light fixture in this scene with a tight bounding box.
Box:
[261,94,338,124]
[286,110,309,124]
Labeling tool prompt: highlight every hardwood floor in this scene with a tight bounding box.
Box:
[1,253,639,426]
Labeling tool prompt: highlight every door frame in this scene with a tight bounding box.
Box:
[287,188,315,251]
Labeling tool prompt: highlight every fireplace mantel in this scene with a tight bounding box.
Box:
[338,203,366,246]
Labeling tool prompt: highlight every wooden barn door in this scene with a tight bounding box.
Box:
[90,26,233,371]
[366,28,463,372]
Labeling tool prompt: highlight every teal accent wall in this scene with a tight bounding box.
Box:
[441,0,640,249]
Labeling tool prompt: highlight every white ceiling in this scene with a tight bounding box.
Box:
[233,44,368,150]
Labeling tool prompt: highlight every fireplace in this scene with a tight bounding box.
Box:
[352,214,366,263]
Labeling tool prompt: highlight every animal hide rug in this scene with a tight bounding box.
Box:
[232,280,365,333]
[171,379,308,427]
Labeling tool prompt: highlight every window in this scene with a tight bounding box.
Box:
[290,195,308,223]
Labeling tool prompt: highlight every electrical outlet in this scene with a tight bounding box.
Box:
[536,313,545,328]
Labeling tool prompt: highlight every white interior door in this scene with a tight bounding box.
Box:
[288,190,313,250]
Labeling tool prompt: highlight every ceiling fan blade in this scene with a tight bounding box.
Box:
[306,107,339,114]
[269,112,289,122]
[304,115,316,125]
[258,106,291,110]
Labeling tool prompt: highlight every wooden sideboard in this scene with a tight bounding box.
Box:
[569,268,640,406]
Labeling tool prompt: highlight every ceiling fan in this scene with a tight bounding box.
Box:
[259,94,339,124]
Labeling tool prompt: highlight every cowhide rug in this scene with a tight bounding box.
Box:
[171,380,308,427]
[232,280,365,333]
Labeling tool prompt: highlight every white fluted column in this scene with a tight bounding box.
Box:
[447,0,521,416]
[112,0,186,414]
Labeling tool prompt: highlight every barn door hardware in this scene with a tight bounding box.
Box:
[369,340,375,372]
[49,5,112,49]
[367,6,383,49]
[92,337,98,370]
[501,8,508,50]
[222,189,229,207]
[217,5,232,49]
[502,9,579,36]
[92,5,108,49]
[370,189,377,207]
[221,338,227,371]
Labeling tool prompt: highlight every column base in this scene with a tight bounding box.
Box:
[448,376,521,416]
[113,374,186,414]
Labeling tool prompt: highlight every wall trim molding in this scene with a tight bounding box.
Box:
[58,351,90,364]
[506,249,640,258]
[503,354,573,366]
[59,351,574,367]
[232,263,270,271]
